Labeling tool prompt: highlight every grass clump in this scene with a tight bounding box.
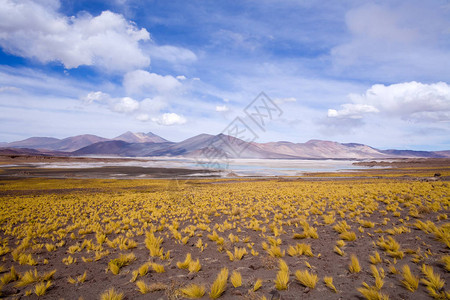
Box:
[177,253,192,269]
[136,280,167,294]
[17,269,56,287]
[1,266,19,284]
[275,259,290,290]
[34,281,52,296]
[180,284,205,299]
[357,283,389,300]
[295,269,318,289]
[253,279,263,291]
[209,267,229,299]
[323,276,337,292]
[349,254,361,273]
[188,259,201,273]
[100,287,123,300]
[421,264,445,297]
[369,251,382,265]
[340,231,357,241]
[108,253,136,275]
[400,265,418,292]
[230,270,242,288]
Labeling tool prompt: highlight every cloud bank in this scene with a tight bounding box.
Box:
[0,0,151,72]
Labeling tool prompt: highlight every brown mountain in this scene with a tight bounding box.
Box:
[2,133,448,159]
[114,131,169,143]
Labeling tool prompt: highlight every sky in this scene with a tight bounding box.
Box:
[0,0,449,150]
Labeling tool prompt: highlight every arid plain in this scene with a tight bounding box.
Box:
[0,157,449,299]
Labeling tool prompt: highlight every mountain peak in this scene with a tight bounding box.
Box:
[114,131,168,143]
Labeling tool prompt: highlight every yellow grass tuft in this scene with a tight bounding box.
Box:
[441,255,450,272]
[334,246,345,256]
[253,279,263,291]
[357,283,389,300]
[370,251,382,265]
[370,265,384,290]
[340,231,357,241]
[279,259,289,273]
[376,236,404,259]
[267,245,285,258]
[323,276,337,292]
[230,270,242,288]
[287,243,313,257]
[1,266,19,284]
[177,253,192,269]
[188,259,201,273]
[151,262,165,273]
[180,284,205,299]
[400,265,418,292]
[34,281,52,296]
[136,280,167,294]
[108,253,136,275]
[275,269,289,290]
[16,269,56,287]
[295,269,318,289]
[349,254,361,273]
[420,264,444,295]
[333,221,351,233]
[100,287,123,300]
[209,267,229,299]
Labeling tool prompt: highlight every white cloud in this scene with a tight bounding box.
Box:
[331,2,450,81]
[176,75,187,80]
[327,104,378,119]
[0,0,150,72]
[152,113,186,126]
[328,81,450,126]
[123,70,181,95]
[82,91,109,103]
[215,105,228,112]
[112,97,139,113]
[349,81,450,122]
[149,45,197,63]
[139,97,167,113]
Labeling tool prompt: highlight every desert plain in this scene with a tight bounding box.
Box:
[0,156,448,299]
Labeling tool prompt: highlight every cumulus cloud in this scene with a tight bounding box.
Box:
[152,113,186,126]
[82,91,109,104]
[215,105,228,112]
[0,0,150,72]
[149,45,197,63]
[328,81,450,122]
[123,70,181,95]
[113,97,139,113]
[327,104,378,119]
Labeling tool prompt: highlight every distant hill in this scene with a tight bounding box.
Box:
[4,135,107,152]
[114,131,169,143]
[2,132,449,159]
[2,132,168,152]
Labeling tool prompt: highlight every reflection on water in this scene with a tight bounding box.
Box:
[18,157,370,177]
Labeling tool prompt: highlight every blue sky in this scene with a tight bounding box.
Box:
[0,0,449,150]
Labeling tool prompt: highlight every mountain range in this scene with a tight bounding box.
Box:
[1,131,449,159]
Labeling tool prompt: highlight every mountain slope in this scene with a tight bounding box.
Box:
[2,133,448,159]
[114,131,169,143]
[7,137,61,149]
[257,140,388,159]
